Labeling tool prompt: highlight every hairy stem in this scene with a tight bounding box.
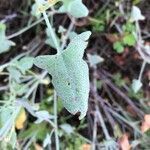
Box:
[43,11,60,54]
[42,10,60,150]
[96,106,111,140]
[54,90,59,150]
[138,60,146,81]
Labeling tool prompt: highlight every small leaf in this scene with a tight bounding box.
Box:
[35,110,54,124]
[0,23,15,54]
[114,124,122,138]
[58,26,67,33]
[130,6,145,22]
[34,31,91,119]
[31,4,41,19]
[7,67,21,82]
[0,106,18,141]
[144,43,150,55]
[59,0,89,18]
[15,108,27,130]
[113,42,124,53]
[17,57,34,74]
[43,134,51,148]
[18,123,49,141]
[11,82,28,96]
[60,123,74,135]
[122,23,135,33]
[35,110,54,120]
[131,79,142,93]
[87,54,104,67]
[0,107,13,128]
[9,129,17,148]
[123,34,136,46]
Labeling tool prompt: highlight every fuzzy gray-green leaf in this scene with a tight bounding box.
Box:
[59,0,89,18]
[34,31,91,119]
[0,23,15,54]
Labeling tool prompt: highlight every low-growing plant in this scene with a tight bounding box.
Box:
[0,0,91,149]
[113,22,136,53]
[0,1,149,149]
[33,0,91,119]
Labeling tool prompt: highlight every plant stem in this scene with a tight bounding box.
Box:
[42,11,60,54]
[96,106,111,140]
[0,63,10,71]
[60,20,75,50]
[7,11,56,39]
[42,10,60,149]
[92,113,97,150]
[138,60,146,81]
[54,90,59,150]
[106,107,142,134]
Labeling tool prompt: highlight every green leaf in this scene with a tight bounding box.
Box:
[58,26,67,33]
[7,67,21,82]
[131,79,142,93]
[130,6,145,22]
[123,34,136,46]
[144,44,150,55]
[17,57,34,74]
[87,54,104,67]
[0,107,13,128]
[18,123,46,140]
[34,0,88,18]
[0,23,15,54]
[31,3,41,19]
[60,123,74,135]
[34,31,91,119]
[43,134,51,148]
[59,0,89,18]
[9,131,17,148]
[113,73,125,87]
[11,82,28,96]
[113,41,124,53]
[123,22,135,33]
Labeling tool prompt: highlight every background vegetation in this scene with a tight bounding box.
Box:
[0,0,150,149]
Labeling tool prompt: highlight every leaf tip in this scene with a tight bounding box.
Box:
[78,109,87,120]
